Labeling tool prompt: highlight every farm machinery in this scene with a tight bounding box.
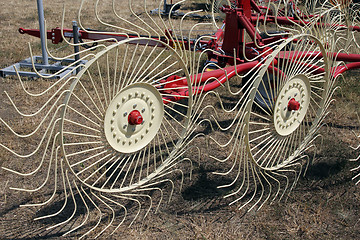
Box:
[1,0,360,237]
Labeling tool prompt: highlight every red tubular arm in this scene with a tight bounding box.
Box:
[334,62,360,78]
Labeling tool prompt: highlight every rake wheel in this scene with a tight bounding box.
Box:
[245,34,330,170]
[61,38,192,192]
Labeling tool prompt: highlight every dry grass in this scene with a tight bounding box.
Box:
[0,0,360,239]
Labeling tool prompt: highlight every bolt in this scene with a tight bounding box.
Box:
[111,126,114,131]
[288,96,291,100]
[284,107,287,111]
[110,118,114,124]
[135,138,138,143]
[146,128,149,133]
[141,134,144,139]
[122,97,126,102]
[117,103,121,108]
[151,114,155,119]
[123,112,127,117]
[132,127,136,131]
[150,100,153,105]
[135,91,139,96]
[133,104,137,109]
[113,132,116,138]
[142,108,145,113]
[123,124,127,129]
[129,140,132,145]
[122,140,126,145]
[294,93,297,97]
[113,110,117,116]
[128,93,132,98]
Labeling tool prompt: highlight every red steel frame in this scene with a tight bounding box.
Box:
[18,0,360,102]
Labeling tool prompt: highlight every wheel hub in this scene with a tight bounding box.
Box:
[273,74,310,136]
[128,110,143,125]
[104,83,164,153]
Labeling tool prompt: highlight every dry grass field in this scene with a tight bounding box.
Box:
[0,0,360,239]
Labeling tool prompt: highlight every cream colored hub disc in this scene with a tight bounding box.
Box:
[274,74,310,136]
[104,83,164,153]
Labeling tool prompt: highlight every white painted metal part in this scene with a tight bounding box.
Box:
[104,83,164,153]
[273,74,311,136]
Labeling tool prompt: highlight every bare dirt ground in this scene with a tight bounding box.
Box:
[1,0,360,239]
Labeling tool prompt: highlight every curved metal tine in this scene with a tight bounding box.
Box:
[136,186,164,213]
[13,66,72,97]
[209,109,248,150]
[111,0,147,37]
[126,191,154,220]
[211,119,246,165]
[79,186,103,240]
[2,113,60,176]
[46,9,106,60]
[34,158,68,221]
[99,194,127,235]
[273,1,300,35]
[236,161,258,211]
[263,170,282,204]
[63,181,91,236]
[74,0,131,46]
[128,0,161,38]
[9,139,59,196]
[214,134,246,185]
[19,145,60,208]
[91,191,116,238]
[3,76,73,118]
[262,1,287,38]
[46,170,78,231]
[0,104,64,159]
[350,116,360,184]
[112,194,142,227]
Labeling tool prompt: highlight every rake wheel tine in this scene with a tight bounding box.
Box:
[264,171,281,204]
[79,187,102,240]
[257,170,273,211]
[47,170,78,231]
[112,194,142,228]
[3,119,61,177]
[63,180,90,236]
[34,158,68,221]
[92,192,116,238]
[139,187,164,213]
[238,162,258,211]
[20,145,60,207]
[350,155,360,162]
[128,192,153,220]
[99,194,127,235]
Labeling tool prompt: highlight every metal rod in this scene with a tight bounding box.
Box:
[72,21,80,74]
[36,0,49,65]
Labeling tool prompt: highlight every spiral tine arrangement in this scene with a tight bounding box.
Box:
[0,0,221,237]
[204,0,340,210]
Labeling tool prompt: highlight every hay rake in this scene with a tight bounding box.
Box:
[1,0,360,238]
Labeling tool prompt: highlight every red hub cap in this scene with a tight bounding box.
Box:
[128,110,143,125]
[287,98,300,111]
